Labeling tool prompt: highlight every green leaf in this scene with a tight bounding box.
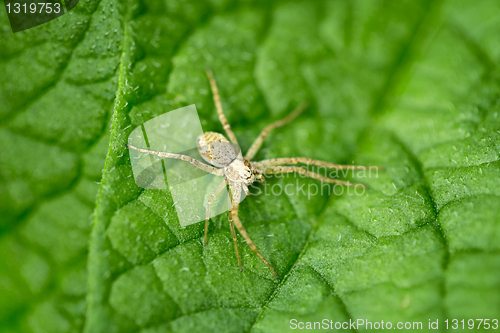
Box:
[1,0,500,332]
[87,0,500,332]
[0,0,121,331]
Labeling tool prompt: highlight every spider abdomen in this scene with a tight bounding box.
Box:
[197,131,239,167]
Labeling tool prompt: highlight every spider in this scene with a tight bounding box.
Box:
[127,69,380,279]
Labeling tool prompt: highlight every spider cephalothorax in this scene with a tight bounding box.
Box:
[127,69,381,279]
[224,158,255,185]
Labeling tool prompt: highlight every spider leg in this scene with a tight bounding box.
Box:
[231,182,279,279]
[226,184,242,271]
[204,180,227,246]
[242,184,250,196]
[228,202,243,271]
[258,166,366,188]
[245,102,309,160]
[255,174,265,183]
[205,68,239,145]
[253,157,384,171]
[127,144,223,176]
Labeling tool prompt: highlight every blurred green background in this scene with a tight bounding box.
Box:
[1,0,499,332]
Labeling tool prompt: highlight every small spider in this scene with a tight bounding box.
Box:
[127,69,380,279]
